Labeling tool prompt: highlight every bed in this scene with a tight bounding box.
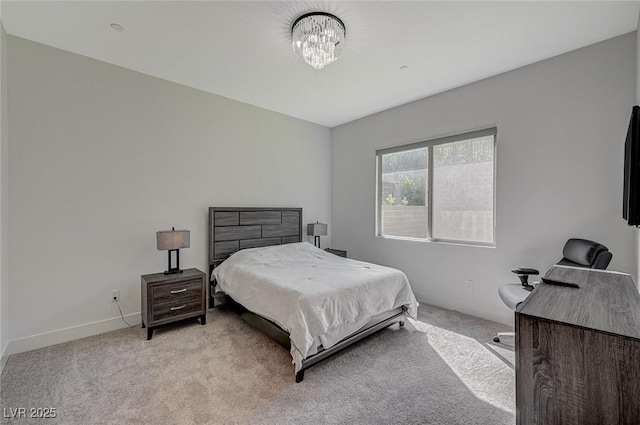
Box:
[208,207,418,382]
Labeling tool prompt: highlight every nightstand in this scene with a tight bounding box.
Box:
[141,268,206,340]
[325,248,347,258]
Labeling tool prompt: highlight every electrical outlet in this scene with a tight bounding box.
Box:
[465,280,473,291]
[111,289,120,303]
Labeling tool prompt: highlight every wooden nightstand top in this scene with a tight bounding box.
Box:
[141,268,204,284]
[325,248,347,258]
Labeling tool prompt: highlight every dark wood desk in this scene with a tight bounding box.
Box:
[516,265,640,425]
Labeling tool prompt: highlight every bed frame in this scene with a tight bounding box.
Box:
[208,206,405,382]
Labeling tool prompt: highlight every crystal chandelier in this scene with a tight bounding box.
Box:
[291,12,346,70]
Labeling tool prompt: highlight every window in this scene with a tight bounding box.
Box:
[376,128,496,246]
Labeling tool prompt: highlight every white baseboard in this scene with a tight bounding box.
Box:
[413,290,513,326]
[6,312,142,357]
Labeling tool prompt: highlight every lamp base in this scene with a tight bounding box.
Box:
[164,249,183,275]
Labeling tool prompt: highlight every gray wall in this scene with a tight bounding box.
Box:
[0,21,7,369]
[6,36,331,352]
[331,33,636,324]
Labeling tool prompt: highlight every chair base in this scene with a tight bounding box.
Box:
[493,331,514,343]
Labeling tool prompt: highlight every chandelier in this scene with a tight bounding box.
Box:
[291,12,346,70]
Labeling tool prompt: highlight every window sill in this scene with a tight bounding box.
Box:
[375,234,495,248]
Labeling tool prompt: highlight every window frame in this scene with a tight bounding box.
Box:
[375,127,497,247]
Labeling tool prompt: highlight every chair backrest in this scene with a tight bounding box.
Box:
[556,238,612,270]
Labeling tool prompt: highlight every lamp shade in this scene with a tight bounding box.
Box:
[306,222,328,237]
[156,229,190,251]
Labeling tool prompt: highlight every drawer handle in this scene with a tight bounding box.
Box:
[170,305,186,311]
[170,288,187,294]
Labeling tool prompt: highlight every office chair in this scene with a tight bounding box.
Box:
[493,238,612,343]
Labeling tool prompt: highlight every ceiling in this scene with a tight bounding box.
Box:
[2,1,639,128]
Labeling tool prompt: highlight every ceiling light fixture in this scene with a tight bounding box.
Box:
[291,12,346,70]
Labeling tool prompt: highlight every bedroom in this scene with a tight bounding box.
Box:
[0,1,639,424]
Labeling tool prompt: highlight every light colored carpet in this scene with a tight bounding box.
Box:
[0,304,515,425]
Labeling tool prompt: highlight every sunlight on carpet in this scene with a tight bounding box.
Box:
[408,317,515,414]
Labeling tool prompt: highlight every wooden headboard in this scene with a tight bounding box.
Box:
[208,207,303,276]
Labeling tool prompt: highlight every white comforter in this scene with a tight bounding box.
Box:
[212,242,418,371]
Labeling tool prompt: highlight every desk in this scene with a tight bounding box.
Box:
[516,265,640,425]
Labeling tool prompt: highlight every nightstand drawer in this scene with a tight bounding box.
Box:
[152,279,202,303]
[152,297,202,322]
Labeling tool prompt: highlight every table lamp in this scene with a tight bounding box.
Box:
[157,227,190,274]
[307,222,327,248]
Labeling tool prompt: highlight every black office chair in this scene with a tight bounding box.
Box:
[493,238,612,343]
